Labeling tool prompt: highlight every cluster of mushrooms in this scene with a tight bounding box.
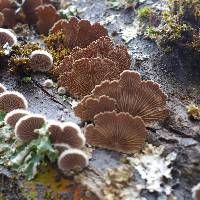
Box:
[0,83,89,172]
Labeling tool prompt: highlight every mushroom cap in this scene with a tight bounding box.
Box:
[15,114,46,141]
[85,111,147,153]
[0,12,4,27]
[0,83,6,93]
[50,17,108,49]
[58,57,120,97]
[0,91,28,113]
[35,4,60,35]
[4,109,30,128]
[192,183,200,200]
[48,121,86,149]
[0,28,17,46]
[58,149,89,171]
[53,143,70,153]
[74,95,117,121]
[30,50,53,72]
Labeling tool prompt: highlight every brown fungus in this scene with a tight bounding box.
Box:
[85,111,147,153]
[15,114,46,141]
[58,149,89,171]
[74,95,117,121]
[0,83,6,93]
[50,17,108,50]
[81,70,168,124]
[4,109,30,128]
[35,4,60,35]
[58,57,120,97]
[0,28,17,46]
[55,36,131,76]
[0,12,4,27]
[0,91,28,113]
[48,121,86,149]
[30,50,53,72]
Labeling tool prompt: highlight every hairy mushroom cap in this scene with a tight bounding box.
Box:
[30,50,53,72]
[50,17,108,49]
[74,95,117,121]
[58,57,120,97]
[192,183,200,200]
[4,109,30,128]
[0,28,17,46]
[0,83,6,93]
[35,4,60,35]
[58,149,89,171]
[0,91,28,113]
[48,121,86,149]
[85,111,147,153]
[15,114,46,141]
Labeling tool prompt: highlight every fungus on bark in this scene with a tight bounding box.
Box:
[74,95,117,121]
[85,111,147,153]
[58,57,119,97]
[15,114,46,141]
[58,149,89,171]
[5,109,30,128]
[0,91,28,113]
[48,121,86,149]
[30,50,53,72]
[0,28,17,46]
[35,4,60,35]
[50,17,108,49]
[0,83,6,93]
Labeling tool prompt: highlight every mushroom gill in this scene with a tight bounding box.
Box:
[58,149,89,171]
[5,109,30,128]
[0,28,17,46]
[58,57,120,97]
[15,114,46,141]
[0,91,28,113]
[85,111,147,153]
[50,17,108,50]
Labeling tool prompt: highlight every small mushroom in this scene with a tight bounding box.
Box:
[85,111,147,153]
[0,83,6,93]
[15,114,46,141]
[74,95,117,121]
[30,50,53,72]
[4,109,30,128]
[58,149,89,171]
[53,143,70,153]
[48,121,86,149]
[0,91,28,113]
[43,79,54,88]
[192,183,200,200]
[35,4,60,35]
[0,28,17,46]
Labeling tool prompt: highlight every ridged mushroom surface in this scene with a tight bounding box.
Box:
[0,91,28,113]
[0,28,17,46]
[0,83,6,93]
[15,114,45,141]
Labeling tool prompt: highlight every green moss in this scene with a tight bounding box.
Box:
[138,7,153,19]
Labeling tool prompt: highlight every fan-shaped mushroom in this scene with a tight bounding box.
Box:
[0,28,17,46]
[5,109,30,128]
[35,4,60,35]
[58,149,89,171]
[74,95,117,121]
[30,50,53,72]
[15,114,46,141]
[58,57,120,97]
[85,111,147,153]
[48,121,85,149]
[0,91,28,113]
[192,183,200,200]
[50,17,108,49]
[0,83,6,93]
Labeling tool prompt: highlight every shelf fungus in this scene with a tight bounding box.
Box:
[48,121,86,149]
[77,70,168,124]
[35,4,60,35]
[85,111,147,153]
[15,114,46,141]
[58,149,89,171]
[58,57,120,97]
[50,17,108,50]
[0,83,6,93]
[0,28,17,46]
[0,91,28,113]
[192,183,200,200]
[30,50,53,72]
[74,95,117,121]
[5,109,30,128]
